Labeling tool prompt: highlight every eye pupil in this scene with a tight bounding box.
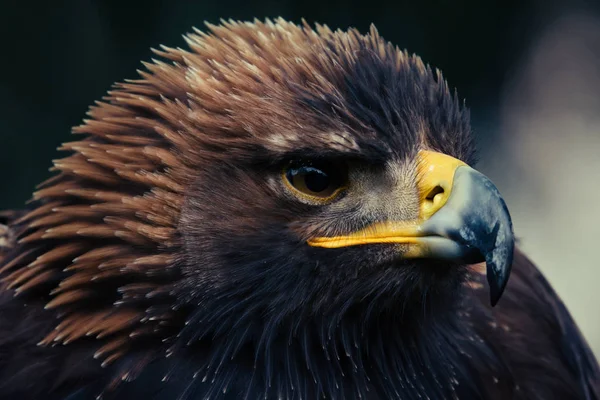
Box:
[283,160,347,203]
[303,168,330,193]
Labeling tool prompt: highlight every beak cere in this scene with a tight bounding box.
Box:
[307,150,515,306]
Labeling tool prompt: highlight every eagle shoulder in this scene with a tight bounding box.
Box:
[466,248,600,399]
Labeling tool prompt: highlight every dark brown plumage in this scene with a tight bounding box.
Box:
[0,18,598,400]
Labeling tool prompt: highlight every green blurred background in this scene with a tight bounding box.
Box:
[0,0,599,355]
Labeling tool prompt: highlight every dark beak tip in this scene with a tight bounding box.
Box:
[486,248,514,307]
[488,279,503,307]
[452,167,515,307]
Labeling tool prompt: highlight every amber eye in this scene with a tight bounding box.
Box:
[283,160,346,203]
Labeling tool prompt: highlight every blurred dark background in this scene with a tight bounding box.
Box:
[1,0,599,354]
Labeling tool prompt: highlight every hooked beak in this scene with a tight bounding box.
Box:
[307,150,515,306]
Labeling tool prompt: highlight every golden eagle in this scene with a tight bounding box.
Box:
[0,19,597,400]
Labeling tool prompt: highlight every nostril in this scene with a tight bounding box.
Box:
[425,185,445,201]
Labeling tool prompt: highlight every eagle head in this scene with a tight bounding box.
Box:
[1,18,514,398]
[174,20,513,332]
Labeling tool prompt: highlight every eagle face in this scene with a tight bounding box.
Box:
[175,21,513,343]
[180,130,468,327]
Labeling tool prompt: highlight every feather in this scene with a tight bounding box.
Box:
[0,18,596,400]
